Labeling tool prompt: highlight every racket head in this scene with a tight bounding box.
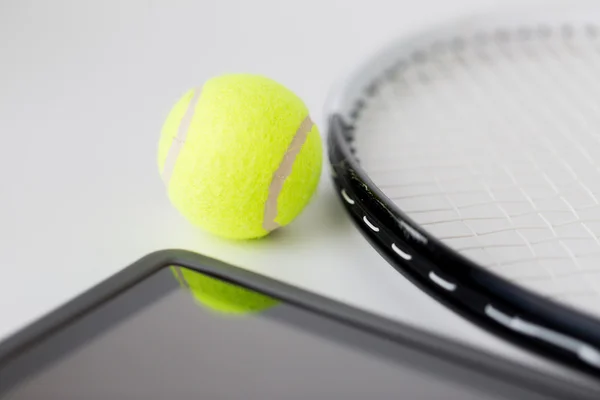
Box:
[327,7,600,375]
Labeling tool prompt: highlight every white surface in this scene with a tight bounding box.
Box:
[0,0,594,385]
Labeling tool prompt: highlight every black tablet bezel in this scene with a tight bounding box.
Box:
[0,249,598,399]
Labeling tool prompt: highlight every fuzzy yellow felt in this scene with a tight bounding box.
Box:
[171,266,278,314]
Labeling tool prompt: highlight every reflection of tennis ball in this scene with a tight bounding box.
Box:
[171,266,278,314]
[158,74,323,240]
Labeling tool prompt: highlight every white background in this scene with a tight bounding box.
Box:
[0,0,593,385]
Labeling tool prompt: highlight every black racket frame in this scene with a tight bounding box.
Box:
[328,113,600,378]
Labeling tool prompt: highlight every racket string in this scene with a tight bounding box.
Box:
[432,36,572,293]
[489,32,588,287]
[413,39,519,266]
[354,27,600,316]
[508,32,600,296]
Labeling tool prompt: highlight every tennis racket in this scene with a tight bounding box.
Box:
[327,8,600,377]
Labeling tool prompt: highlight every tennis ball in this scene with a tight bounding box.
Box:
[171,266,278,314]
[158,74,322,240]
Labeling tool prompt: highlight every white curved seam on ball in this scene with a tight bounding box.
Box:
[428,271,456,291]
[391,243,412,260]
[341,189,355,204]
[162,88,203,186]
[363,216,379,232]
[262,116,314,232]
[173,267,189,289]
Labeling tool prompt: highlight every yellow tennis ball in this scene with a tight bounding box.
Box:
[171,266,278,314]
[158,74,322,240]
